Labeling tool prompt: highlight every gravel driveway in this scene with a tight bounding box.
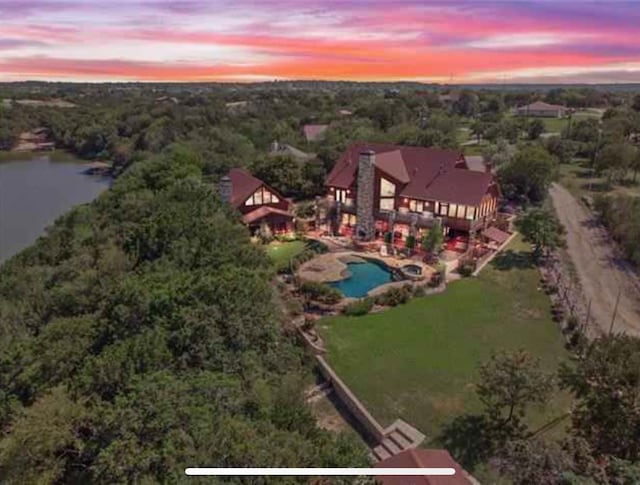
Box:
[550,183,640,336]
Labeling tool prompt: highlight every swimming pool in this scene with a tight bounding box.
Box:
[330,259,394,298]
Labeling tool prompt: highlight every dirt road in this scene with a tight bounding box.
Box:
[549,183,640,336]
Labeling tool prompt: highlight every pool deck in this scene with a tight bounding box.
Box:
[297,250,434,287]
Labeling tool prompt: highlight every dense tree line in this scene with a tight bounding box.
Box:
[0,146,367,483]
[593,195,640,267]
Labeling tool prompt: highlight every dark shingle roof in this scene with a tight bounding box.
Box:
[227,168,264,207]
[375,448,474,485]
[420,168,494,206]
[326,143,494,206]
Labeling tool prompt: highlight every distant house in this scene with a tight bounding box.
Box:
[438,91,461,105]
[374,448,478,485]
[220,168,293,234]
[464,155,493,174]
[516,101,567,118]
[303,124,328,142]
[325,143,501,240]
[338,109,353,116]
[225,100,250,114]
[269,141,316,163]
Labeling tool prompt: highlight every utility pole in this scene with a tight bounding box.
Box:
[585,299,592,330]
[589,124,602,193]
[608,289,622,335]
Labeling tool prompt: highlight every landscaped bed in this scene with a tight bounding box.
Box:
[319,236,571,446]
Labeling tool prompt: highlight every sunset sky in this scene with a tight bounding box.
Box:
[1,0,639,83]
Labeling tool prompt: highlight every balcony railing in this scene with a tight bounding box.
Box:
[327,197,491,233]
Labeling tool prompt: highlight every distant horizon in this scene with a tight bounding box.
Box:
[2,79,640,87]
[1,1,639,83]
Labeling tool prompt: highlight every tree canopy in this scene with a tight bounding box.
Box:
[0,146,367,482]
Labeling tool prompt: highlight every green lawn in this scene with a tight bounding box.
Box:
[266,239,307,270]
[319,236,571,445]
[540,117,569,133]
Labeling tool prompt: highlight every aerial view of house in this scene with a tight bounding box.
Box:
[325,143,501,241]
[1,1,639,484]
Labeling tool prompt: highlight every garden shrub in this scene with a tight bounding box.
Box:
[405,234,416,252]
[458,259,476,277]
[299,281,343,304]
[413,285,426,297]
[343,298,374,316]
[375,285,412,307]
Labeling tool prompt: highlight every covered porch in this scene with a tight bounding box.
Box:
[243,206,294,235]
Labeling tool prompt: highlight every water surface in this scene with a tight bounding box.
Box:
[330,260,394,298]
[0,153,109,263]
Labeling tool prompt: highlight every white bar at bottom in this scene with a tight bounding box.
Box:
[185,468,455,476]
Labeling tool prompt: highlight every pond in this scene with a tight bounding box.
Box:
[330,259,394,298]
[0,153,110,263]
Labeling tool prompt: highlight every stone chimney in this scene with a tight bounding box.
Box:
[219,175,232,204]
[355,149,376,241]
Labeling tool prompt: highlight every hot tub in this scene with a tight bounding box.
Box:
[401,263,424,280]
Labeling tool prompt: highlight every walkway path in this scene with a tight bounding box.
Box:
[550,183,640,336]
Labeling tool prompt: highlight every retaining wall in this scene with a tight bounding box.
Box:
[315,355,386,443]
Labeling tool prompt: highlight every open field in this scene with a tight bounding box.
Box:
[319,236,571,445]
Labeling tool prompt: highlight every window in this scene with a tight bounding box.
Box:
[466,206,476,220]
[448,204,457,218]
[335,189,347,203]
[456,204,466,219]
[409,199,424,213]
[438,203,449,216]
[245,187,280,206]
[380,178,395,197]
[379,178,395,212]
[379,198,395,211]
[341,213,356,226]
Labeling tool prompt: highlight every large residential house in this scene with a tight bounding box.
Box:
[325,143,501,241]
[515,101,568,118]
[220,168,293,234]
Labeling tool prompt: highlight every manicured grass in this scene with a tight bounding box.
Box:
[540,117,569,133]
[266,239,307,270]
[319,236,571,444]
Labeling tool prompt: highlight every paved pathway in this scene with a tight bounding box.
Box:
[550,183,640,336]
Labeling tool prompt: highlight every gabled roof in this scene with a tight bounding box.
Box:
[375,448,474,485]
[518,101,566,111]
[374,150,410,183]
[303,124,328,142]
[326,142,464,191]
[418,168,494,206]
[242,206,293,225]
[227,168,263,207]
